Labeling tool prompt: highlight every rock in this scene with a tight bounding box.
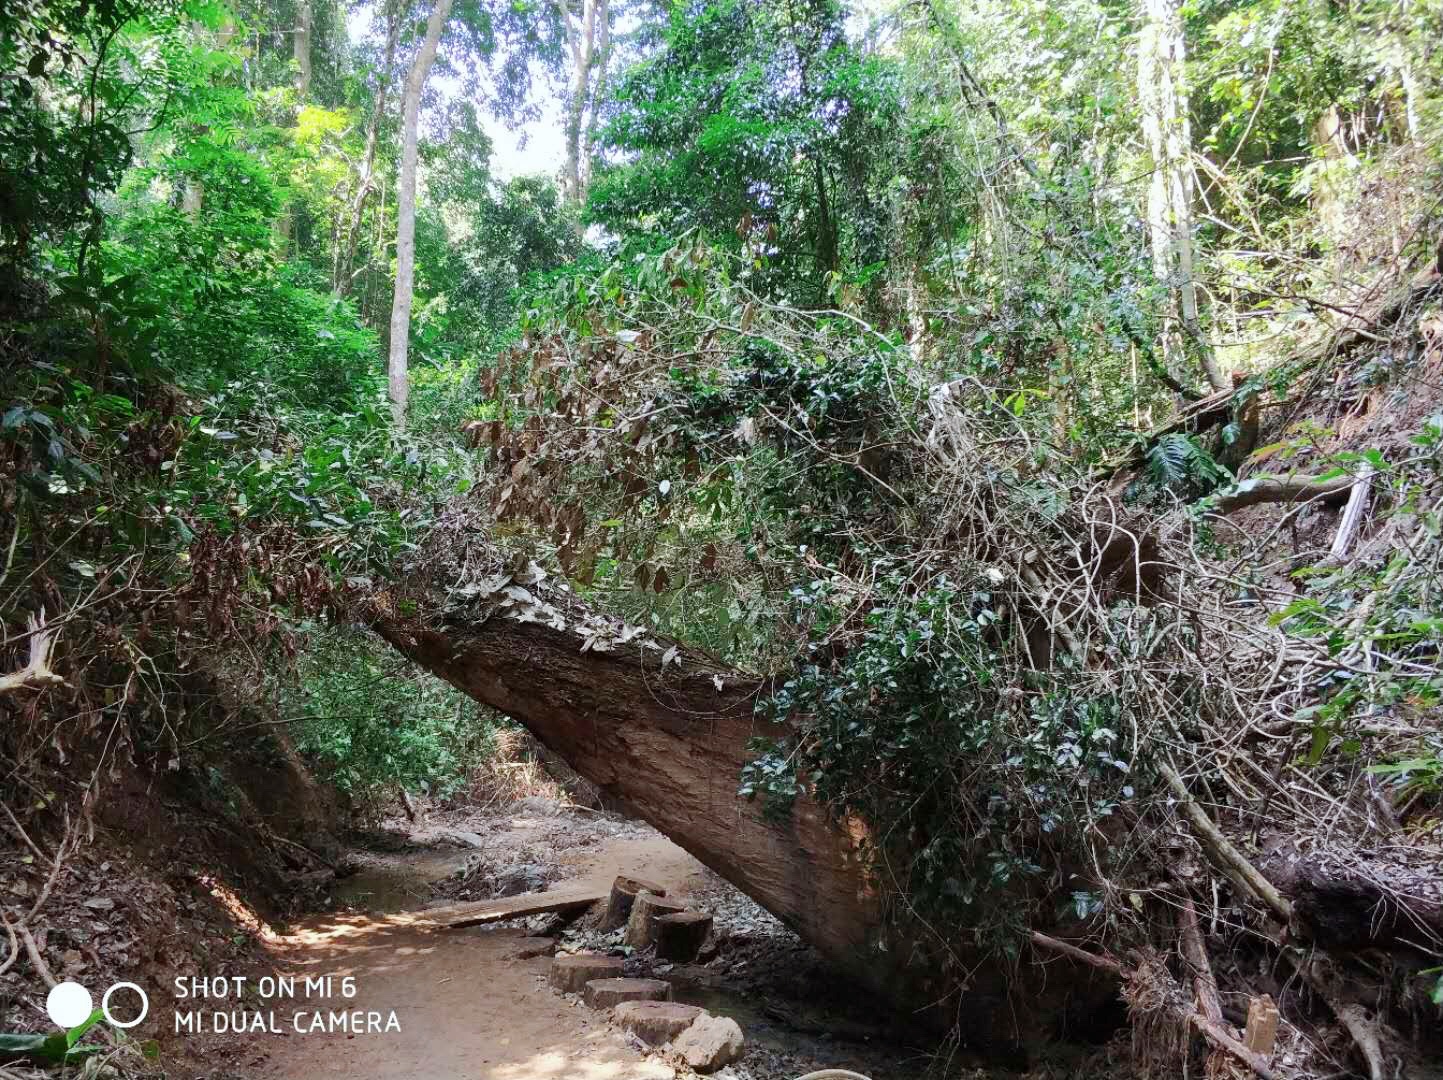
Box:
[602,875,669,930]
[654,911,712,963]
[513,938,557,960]
[623,891,688,950]
[672,1014,744,1073]
[495,865,547,897]
[583,977,672,1008]
[612,1001,705,1045]
[549,953,625,993]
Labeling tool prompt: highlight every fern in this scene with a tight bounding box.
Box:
[1146,433,1227,493]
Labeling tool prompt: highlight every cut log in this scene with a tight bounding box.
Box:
[549,953,625,994]
[623,891,688,950]
[602,875,668,931]
[583,977,672,1008]
[612,1001,705,1045]
[419,886,605,930]
[654,911,712,963]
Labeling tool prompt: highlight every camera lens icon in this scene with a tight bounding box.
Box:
[46,980,149,1030]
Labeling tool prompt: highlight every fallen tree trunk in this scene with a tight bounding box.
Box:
[371,602,1111,1044]
[371,611,889,982]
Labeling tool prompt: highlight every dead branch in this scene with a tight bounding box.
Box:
[26,816,75,924]
[1029,930,1126,974]
[1160,762,1294,923]
[1178,898,1224,1025]
[1329,464,1375,560]
[1333,1003,1386,1080]
[1211,474,1355,515]
[0,610,68,694]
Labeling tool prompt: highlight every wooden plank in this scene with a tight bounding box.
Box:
[417,887,606,930]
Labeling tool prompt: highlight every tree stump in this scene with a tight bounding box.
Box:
[623,891,688,950]
[583,977,672,1009]
[549,953,624,994]
[654,911,713,962]
[612,1001,706,1045]
[601,875,669,931]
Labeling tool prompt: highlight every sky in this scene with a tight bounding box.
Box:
[481,97,565,181]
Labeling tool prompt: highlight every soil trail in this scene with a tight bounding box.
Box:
[257,809,705,1080]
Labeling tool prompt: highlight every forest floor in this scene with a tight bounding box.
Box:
[170,797,945,1080]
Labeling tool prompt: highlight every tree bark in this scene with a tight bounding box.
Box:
[387,0,453,427]
[373,612,881,963]
[1138,0,1225,392]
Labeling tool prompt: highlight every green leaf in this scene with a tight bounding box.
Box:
[66,1008,104,1048]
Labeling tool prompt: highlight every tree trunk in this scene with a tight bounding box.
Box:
[558,0,601,204]
[1138,0,1225,392]
[182,180,204,220]
[371,602,1117,1045]
[294,0,313,98]
[334,1,401,297]
[578,0,611,196]
[371,613,901,973]
[386,0,453,428]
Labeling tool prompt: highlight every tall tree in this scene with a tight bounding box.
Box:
[294,0,314,97]
[1138,0,1226,391]
[334,0,402,296]
[557,0,611,203]
[387,0,455,426]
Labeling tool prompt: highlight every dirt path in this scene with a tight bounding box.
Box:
[254,811,707,1080]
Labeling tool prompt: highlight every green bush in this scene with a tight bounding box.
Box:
[287,632,502,802]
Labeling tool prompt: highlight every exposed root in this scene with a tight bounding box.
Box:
[1037,932,1283,1080]
[1333,1003,1387,1080]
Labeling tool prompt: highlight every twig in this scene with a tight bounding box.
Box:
[1029,930,1125,974]
[19,924,56,988]
[1159,762,1294,923]
[26,817,73,923]
[0,910,18,976]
